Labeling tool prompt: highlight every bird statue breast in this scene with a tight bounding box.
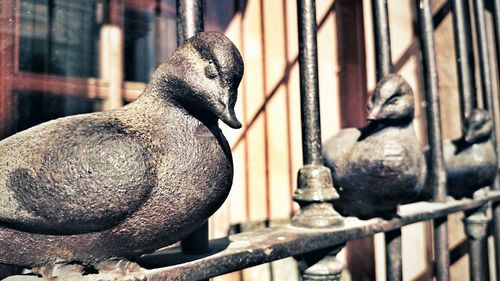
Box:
[0,31,244,268]
[431,109,496,199]
[323,74,426,219]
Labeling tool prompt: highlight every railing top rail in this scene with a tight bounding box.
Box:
[137,191,500,281]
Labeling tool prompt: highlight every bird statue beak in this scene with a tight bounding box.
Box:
[367,108,381,121]
[220,108,242,129]
[464,130,477,144]
[218,89,242,129]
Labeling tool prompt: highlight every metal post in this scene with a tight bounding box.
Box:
[372,1,402,280]
[491,3,500,278]
[292,0,344,278]
[415,1,449,280]
[291,0,342,228]
[473,0,495,116]
[176,0,203,46]
[452,1,492,280]
[176,0,210,259]
[450,0,476,120]
[385,229,402,281]
[296,245,345,281]
[464,206,490,281]
[474,1,499,279]
[493,200,500,280]
[492,0,500,188]
[372,0,392,80]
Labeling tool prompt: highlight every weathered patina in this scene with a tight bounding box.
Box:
[323,74,426,219]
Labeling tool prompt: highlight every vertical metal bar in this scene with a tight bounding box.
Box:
[416,0,447,208]
[415,1,449,280]
[494,0,500,89]
[493,200,500,281]
[385,229,402,281]
[464,207,490,281]
[297,0,322,166]
[433,218,450,281]
[372,0,392,80]
[452,1,493,280]
[450,0,476,120]
[176,0,203,45]
[296,245,345,281]
[292,0,343,278]
[488,9,500,279]
[292,0,342,228]
[477,1,500,279]
[372,1,402,280]
[473,0,495,115]
[491,0,500,189]
[176,0,210,260]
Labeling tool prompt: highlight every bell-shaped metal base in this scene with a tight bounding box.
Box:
[296,245,345,281]
[292,165,343,228]
[291,203,344,228]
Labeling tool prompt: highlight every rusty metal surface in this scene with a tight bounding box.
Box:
[7,193,500,280]
[296,245,344,281]
[0,31,243,268]
[450,0,476,121]
[291,0,342,230]
[415,0,449,280]
[176,0,203,46]
[135,192,500,281]
[292,0,345,278]
[372,0,392,80]
[464,204,490,281]
[385,229,402,281]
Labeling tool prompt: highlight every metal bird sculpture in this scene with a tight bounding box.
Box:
[323,74,426,219]
[0,32,243,271]
[421,109,497,199]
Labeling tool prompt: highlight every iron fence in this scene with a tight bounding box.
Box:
[4,0,500,280]
[129,0,500,280]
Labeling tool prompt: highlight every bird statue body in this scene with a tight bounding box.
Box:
[426,109,496,199]
[0,32,244,268]
[323,74,426,219]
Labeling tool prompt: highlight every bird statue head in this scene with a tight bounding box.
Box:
[150,31,244,129]
[462,109,493,144]
[366,74,415,124]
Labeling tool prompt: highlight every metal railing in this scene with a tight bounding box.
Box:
[130,0,500,280]
[4,0,497,280]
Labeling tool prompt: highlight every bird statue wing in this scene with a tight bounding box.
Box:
[0,113,154,235]
[323,128,360,178]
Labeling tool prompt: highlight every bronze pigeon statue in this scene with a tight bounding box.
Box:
[421,109,496,199]
[0,31,243,268]
[323,74,426,219]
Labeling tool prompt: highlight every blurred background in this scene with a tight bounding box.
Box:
[1,0,499,280]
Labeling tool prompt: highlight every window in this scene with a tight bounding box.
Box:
[19,0,98,77]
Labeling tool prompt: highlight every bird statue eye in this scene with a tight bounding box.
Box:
[385,95,399,105]
[205,61,218,79]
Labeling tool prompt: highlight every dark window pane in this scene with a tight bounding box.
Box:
[124,5,156,82]
[15,91,98,132]
[19,0,98,78]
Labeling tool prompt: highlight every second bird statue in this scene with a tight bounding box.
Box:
[0,32,243,270]
[323,74,426,219]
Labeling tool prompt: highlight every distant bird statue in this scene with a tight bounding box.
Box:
[0,32,243,271]
[323,74,426,219]
[421,109,496,199]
